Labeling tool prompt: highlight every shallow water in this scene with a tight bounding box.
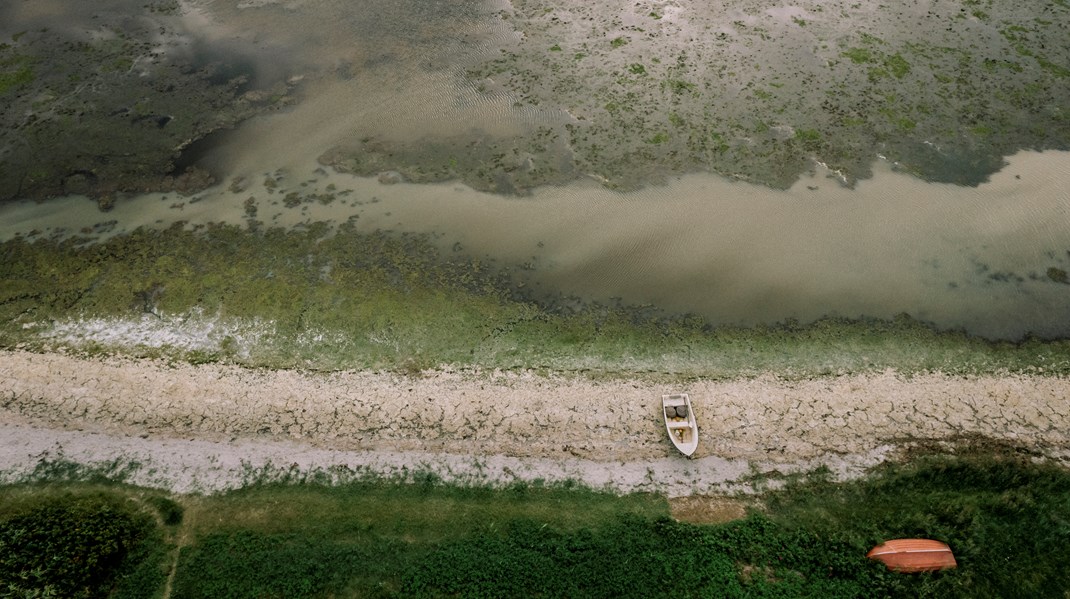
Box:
[3,0,1069,340]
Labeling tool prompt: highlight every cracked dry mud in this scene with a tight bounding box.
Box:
[2,350,1068,494]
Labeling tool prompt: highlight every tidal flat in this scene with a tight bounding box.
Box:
[326,0,1070,191]
[3,0,1068,200]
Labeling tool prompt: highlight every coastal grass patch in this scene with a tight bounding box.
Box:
[401,514,887,598]
[105,477,899,598]
[2,223,1068,379]
[464,0,1070,191]
[172,479,668,599]
[400,446,1070,598]
[761,445,1070,598]
[183,477,667,544]
[4,446,1070,598]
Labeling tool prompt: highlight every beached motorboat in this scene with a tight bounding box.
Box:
[662,393,698,457]
[866,539,957,573]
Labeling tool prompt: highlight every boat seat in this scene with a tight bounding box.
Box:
[668,421,691,429]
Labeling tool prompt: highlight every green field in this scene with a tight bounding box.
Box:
[3,446,1069,598]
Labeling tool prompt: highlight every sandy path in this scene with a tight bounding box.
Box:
[2,350,1068,494]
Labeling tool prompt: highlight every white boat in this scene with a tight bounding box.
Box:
[662,393,698,457]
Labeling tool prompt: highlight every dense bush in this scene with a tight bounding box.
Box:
[0,493,166,599]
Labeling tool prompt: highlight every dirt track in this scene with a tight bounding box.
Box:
[2,350,1068,494]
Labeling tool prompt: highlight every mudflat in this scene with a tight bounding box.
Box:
[3,349,1067,494]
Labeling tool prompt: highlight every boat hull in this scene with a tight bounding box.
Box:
[662,393,698,456]
[867,539,957,573]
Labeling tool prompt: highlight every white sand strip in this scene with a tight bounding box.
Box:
[0,423,892,497]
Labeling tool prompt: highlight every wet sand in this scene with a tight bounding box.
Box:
[2,350,1067,495]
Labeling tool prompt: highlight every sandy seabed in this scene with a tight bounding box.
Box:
[1,350,1068,496]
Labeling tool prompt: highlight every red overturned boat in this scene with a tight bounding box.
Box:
[867,539,957,573]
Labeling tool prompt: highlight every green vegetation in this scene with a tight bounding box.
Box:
[842,47,873,64]
[646,131,670,144]
[764,446,1070,598]
[457,2,1070,192]
[0,49,34,94]
[999,25,1070,78]
[0,488,171,598]
[883,53,911,78]
[793,128,822,148]
[305,0,1070,194]
[844,46,911,82]
[171,483,669,598]
[403,515,878,597]
[173,531,393,598]
[664,78,696,94]
[2,224,1068,378]
[4,446,1070,597]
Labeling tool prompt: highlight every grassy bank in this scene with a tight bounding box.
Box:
[2,223,1068,379]
[3,447,1069,598]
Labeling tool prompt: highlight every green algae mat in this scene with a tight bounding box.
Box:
[2,223,1068,378]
